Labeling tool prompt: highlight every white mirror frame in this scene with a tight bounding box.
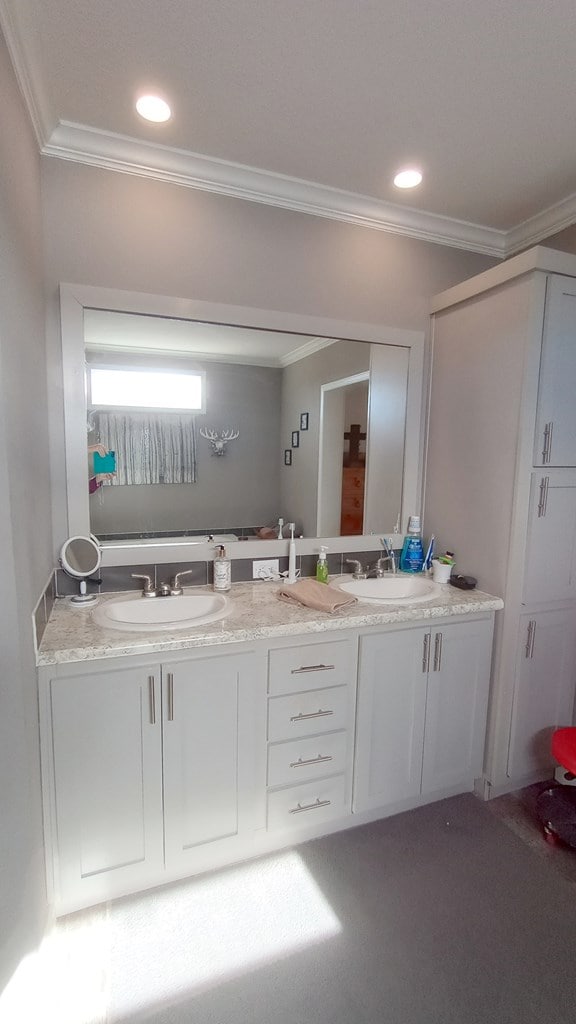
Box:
[60,283,425,567]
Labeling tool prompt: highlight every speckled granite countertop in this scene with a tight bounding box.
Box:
[36,579,504,666]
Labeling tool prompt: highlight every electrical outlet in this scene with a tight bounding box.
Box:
[252,558,280,580]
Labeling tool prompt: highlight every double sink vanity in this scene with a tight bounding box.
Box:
[37,575,502,916]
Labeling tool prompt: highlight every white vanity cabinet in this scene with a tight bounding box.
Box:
[427,246,576,797]
[353,617,493,814]
[265,636,357,834]
[40,647,266,915]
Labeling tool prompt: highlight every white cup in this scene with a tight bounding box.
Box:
[432,559,454,584]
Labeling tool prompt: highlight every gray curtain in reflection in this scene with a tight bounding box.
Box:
[93,412,197,485]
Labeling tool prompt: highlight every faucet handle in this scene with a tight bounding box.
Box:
[346,559,367,580]
[170,568,195,595]
[131,573,157,597]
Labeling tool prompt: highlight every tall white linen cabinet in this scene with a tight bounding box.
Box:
[425,246,576,797]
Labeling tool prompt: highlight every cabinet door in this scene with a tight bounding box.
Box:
[523,471,576,604]
[534,274,576,467]
[163,652,263,871]
[49,665,164,912]
[507,610,576,780]
[421,620,492,794]
[353,628,428,813]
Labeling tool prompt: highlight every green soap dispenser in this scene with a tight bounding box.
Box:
[316,546,329,584]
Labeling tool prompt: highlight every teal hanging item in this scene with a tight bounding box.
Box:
[93,450,116,474]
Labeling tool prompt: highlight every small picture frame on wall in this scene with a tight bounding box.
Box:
[284,449,292,466]
[291,430,300,448]
[300,412,309,431]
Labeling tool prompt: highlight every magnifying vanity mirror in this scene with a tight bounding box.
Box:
[60,284,424,565]
[59,534,102,603]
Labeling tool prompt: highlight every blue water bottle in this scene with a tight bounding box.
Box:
[400,515,425,573]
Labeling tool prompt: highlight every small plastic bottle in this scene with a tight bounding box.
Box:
[213,545,231,591]
[316,546,329,584]
[399,516,425,574]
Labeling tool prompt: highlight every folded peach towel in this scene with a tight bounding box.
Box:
[278,578,357,614]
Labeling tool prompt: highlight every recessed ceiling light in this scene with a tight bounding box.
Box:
[136,94,172,123]
[393,168,423,189]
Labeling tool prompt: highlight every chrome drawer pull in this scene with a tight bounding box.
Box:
[537,476,549,517]
[525,620,536,659]
[433,632,443,672]
[289,798,331,815]
[422,633,430,672]
[148,676,156,725]
[291,663,335,674]
[289,754,333,769]
[167,672,174,721]
[290,709,334,722]
[542,421,553,464]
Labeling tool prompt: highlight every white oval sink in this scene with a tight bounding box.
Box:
[334,574,441,604]
[92,592,230,632]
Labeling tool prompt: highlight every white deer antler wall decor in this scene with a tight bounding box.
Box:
[199,427,240,456]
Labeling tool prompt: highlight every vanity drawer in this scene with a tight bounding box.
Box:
[267,775,347,832]
[268,685,349,742]
[268,639,356,696]
[267,730,348,788]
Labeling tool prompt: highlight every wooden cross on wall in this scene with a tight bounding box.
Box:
[343,423,366,467]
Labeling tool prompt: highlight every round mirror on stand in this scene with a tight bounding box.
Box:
[59,535,102,604]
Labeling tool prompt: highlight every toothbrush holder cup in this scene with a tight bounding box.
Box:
[432,559,454,584]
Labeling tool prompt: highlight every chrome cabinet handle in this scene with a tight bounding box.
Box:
[542,421,553,464]
[525,620,536,659]
[148,675,156,725]
[167,672,174,721]
[289,754,333,769]
[433,632,443,672]
[291,664,335,675]
[289,798,331,815]
[537,476,549,517]
[290,709,334,722]
[422,633,430,673]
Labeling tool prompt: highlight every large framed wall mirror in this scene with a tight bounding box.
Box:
[60,284,425,564]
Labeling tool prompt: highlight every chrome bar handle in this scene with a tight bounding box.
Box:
[290,708,334,722]
[422,633,430,673]
[291,663,335,675]
[433,632,443,672]
[525,620,536,659]
[542,421,553,464]
[289,798,331,815]
[148,676,156,725]
[167,672,174,721]
[537,476,549,517]
[289,754,333,769]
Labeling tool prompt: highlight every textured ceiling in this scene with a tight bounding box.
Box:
[4,0,576,242]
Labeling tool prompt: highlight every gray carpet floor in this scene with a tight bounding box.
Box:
[88,791,576,1024]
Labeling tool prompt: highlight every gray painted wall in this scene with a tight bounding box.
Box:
[40,157,498,554]
[0,30,51,991]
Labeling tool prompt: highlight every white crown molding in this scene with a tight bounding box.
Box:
[0,0,50,146]
[504,191,576,256]
[43,120,507,258]
[280,337,336,367]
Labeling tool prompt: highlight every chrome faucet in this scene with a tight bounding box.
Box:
[131,568,196,597]
[346,559,367,580]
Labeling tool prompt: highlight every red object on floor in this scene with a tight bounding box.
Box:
[552,727,576,775]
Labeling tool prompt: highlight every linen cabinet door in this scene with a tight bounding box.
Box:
[421,619,492,795]
[48,664,164,914]
[162,651,263,873]
[534,274,576,467]
[507,610,576,781]
[353,628,428,813]
[523,471,576,604]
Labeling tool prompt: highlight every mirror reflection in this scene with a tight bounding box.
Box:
[82,309,409,544]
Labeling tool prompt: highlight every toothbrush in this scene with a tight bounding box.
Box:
[423,535,435,570]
